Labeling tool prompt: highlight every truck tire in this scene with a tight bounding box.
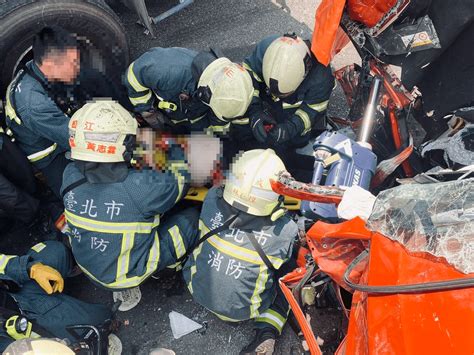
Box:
[0,0,129,94]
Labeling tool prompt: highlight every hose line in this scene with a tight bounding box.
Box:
[344,249,474,294]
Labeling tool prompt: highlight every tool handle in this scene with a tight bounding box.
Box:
[358,76,383,144]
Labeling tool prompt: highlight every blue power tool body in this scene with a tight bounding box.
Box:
[301,131,377,220]
[301,76,382,220]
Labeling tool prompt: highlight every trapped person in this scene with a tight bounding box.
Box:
[0,241,116,351]
[61,100,199,310]
[123,47,254,134]
[182,149,298,354]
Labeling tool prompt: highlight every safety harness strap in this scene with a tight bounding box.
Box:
[176,213,240,264]
[246,233,276,272]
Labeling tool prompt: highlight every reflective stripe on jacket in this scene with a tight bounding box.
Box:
[182,187,297,321]
[5,61,69,168]
[61,160,190,289]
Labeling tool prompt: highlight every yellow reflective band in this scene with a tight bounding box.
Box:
[253,89,260,98]
[65,210,160,234]
[31,243,46,253]
[187,239,205,294]
[307,100,329,112]
[295,109,312,135]
[27,143,57,162]
[116,232,135,282]
[205,123,230,135]
[231,118,250,125]
[146,231,161,275]
[256,309,286,333]
[0,255,16,274]
[200,219,210,236]
[249,264,268,318]
[129,91,152,106]
[207,235,284,268]
[5,82,22,125]
[76,260,149,289]
[169,162,188,203]
[282,101,302,109]
[169,225,186,259]
[211,310,240,322]
[76,232,160,289]
[127,63,148,92]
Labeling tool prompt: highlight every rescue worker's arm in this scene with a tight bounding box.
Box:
[134,144,190,217]
[245,97,276,143]
[16,91,70,149]
[123,58,156,113]
[0,254,63,294]
[268,66,334,144]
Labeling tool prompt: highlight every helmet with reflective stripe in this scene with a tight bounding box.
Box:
[4,338,75,355]
[69,100,138,163]
[224,149,286,216]
[262,35,312,96]
[197,58,253,121]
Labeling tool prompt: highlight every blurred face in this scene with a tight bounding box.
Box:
[39,48,80,84]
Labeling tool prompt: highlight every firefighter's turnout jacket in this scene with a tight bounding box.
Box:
[4,61,70,169]
[61,147,199,289]
[242,35,335,146]
[182,187,298,333]
[123,47,226,133]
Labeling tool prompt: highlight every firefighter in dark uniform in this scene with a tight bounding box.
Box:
[123,47,254,135]
[61,100,200,311]
[227,35,334,179]
[242,34,334,147]
[0,241,116,351]
[4,26,124,199]
[183,149,298,355]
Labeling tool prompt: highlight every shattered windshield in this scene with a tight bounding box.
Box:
[368,179,474,274]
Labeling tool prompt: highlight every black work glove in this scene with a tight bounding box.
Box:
[267,119,302,145]
[140,110,171,130]
[250,111,277,143]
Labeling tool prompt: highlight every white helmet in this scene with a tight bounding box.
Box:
[4,338,74,355]
[224,149,286,216]
[197,58,254,121]
[69,100,138,163]
[262,35,312,96]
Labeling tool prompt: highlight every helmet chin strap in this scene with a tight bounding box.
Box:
[270,195,286,222]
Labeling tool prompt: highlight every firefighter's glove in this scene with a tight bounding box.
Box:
[250,112,276,143]
[140,110,170,130]
[268,117,305,145]
[29,263,64,294]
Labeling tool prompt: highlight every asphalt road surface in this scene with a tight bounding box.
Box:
[1,1,354,354]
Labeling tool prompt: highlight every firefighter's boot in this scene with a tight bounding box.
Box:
[240,328,277,355]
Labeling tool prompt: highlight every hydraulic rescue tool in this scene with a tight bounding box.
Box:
[301,76,382,220]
